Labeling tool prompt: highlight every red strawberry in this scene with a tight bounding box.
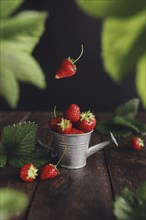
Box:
[77,111,96,132]
[64,104,81,123]
[56,118,72,134]
[40,164,59,180]
[40,148,67,180]
[128,137,144,151]
[20,164,38,182]
[55,44,83,79]
[68,128,84,134]
[48,106,62,131]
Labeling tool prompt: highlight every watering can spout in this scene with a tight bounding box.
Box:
[87,132,118,158]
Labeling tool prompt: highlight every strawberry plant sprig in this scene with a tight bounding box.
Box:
[0,121,51,168]
[96,98,146,137]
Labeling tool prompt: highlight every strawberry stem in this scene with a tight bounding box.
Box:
[55,148,67,167]
[72,44,84,64]
[53,105,57,118]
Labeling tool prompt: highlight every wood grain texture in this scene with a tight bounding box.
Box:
[0,112,146,220]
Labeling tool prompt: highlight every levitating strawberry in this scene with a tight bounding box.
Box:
[40,148,66,180]
[77,111,96,133]
[48,106,62,131]
[128,137,144,151]
[20,164,38,182]
[68,128,84,134]
[55,44,83,79]
[56,118,72,134]
[64,104,81,123]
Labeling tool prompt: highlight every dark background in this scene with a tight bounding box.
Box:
[1,0,141,112]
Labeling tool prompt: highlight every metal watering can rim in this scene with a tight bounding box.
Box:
[51,130,93,136]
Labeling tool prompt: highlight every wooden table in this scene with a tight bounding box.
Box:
[0,112,146,220]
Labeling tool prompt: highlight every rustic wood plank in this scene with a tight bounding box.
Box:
[26,130,114,220]
[102,112,146,195]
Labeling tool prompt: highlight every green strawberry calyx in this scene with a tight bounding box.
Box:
[57,118,71,131]
[27,165,38,179]
[137,138,144,147]
[80,111,95,122]
[68,44,84,65]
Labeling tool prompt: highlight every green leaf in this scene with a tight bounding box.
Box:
[0,0,23,18]
[0,152,7,167]
[0,188,28,220]
[128,119,146,135]
[1,44,47,88]
[0,65,19,108]
[136,54,146,108]
[113,182,146,220]
[0,11,48,108]
[113,116,140,133]
[1,11,48,53]
[1,121,38,156]
[96,120,132,137]
[113,98,140,120]
[8,153,49,168]
[76,0,145,18]
[102,10,145,82]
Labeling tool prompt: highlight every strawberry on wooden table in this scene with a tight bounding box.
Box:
[40,148,66,180]
[77,111,96,132]
[64,104,81,123]
[20,164,38,182]
[128,137,144,151]
[55,44,84,79]
[56,118,72,134]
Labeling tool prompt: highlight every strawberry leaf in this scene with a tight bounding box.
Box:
[0,7,48,108]
[0,154,7,167]
[113,98,140,120]
[76,1,145,18]
[0,188,28,220]
[1,122,37,156]
[113,116,140,133]
[136,54,146,108]
[0,0,23,18]
[96,120,132,137]
[8,153,49,168]
[113,182,146,220]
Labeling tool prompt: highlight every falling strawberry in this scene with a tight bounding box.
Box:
[64,104,81,123]
[48,106,62,131]
[68,128,84,134]
[56,118,72,134]
[40,148,66,180]
[128,137,144,151]
[77,111,96,132]
[55,44,84,79]
[20,164,38,182]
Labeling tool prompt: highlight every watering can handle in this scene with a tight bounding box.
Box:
[36,127,57,157]
[87,132,118,158]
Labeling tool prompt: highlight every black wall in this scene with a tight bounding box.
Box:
[1,0,140,112]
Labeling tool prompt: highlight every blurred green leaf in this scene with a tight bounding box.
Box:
[136,54,146,108]
[1,11,48,53]
[0,0,23,18]
[113,182,146,220]
[76,1,146,109]
[76,0,145,18]
[0,66,19,108]
[102,10,145,82]
[113,98,139,119]
[0,11,48,108]
[0,188,28,220]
